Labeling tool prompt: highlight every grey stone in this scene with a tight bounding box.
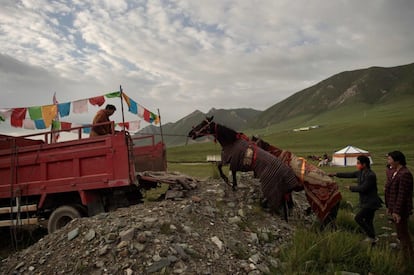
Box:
[15,262,25,270]
[172,244,189,261]
[249,253,260,264]
[228,216,241,224]
[165,190,184,200]
[211,236,223,250]
[85,229,96,241]
[146,258,171,273]
[119,228,135,242]
[98,245,110,256]
[67,228,79,241]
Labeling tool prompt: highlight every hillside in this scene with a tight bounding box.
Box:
[134,63,414,147]
[135,108,261,147]
[251,62,414,128]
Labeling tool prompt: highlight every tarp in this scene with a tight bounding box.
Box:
[332,145,373,167]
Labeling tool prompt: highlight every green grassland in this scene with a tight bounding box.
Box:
[167,96,414,207]
[167,97,414,178]
[166,98,414,274]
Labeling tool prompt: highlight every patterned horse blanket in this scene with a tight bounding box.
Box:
[260,143,342,221]
[221,138,298,212]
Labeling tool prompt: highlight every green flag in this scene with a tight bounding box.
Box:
[28,106,43,120]
[105,91,121,98]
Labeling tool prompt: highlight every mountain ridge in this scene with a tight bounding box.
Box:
[136,62,414,146]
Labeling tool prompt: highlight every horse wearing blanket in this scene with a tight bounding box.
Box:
[188,116,299,215]
[252,136,342,228]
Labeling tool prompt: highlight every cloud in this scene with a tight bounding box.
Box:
[1,0,414,134]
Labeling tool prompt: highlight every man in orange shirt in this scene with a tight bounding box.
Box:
[90,104,116,137]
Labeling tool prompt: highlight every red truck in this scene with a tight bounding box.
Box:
[0,124,166,233]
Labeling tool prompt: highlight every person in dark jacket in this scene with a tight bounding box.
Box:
[329,155,382,244]
[385,151,413,260]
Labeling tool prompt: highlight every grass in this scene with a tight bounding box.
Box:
[165,98,414,274]
[275,229,410,274]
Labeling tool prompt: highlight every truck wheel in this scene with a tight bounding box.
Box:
[48,205,81,234]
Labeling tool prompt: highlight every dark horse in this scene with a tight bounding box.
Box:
[251,136,341,229]
[188,116,300,217]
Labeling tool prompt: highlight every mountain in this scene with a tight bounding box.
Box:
[135,62,414,146]
[134,108,261,147]
[251,62,414,128]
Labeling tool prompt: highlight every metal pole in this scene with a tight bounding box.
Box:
[157,108,167,171]
[120,85,126,131]
[157,108,164,145]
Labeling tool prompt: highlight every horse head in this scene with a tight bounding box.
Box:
[187,116,215,140]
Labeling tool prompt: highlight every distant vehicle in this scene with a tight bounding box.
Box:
[0,123,166,233]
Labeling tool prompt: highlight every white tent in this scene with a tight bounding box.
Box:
[332,145,373,167]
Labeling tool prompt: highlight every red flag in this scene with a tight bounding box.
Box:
[11,108,26,127]
[60,121,72,130]
[89,96,105,106]
[143,109,151,122]
[118,122,130,130]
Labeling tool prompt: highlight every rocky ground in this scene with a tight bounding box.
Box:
[0,172,314,275]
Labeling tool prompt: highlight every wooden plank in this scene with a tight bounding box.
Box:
[0,218,38,227]
[0,204,37,214]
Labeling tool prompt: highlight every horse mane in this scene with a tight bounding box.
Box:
[251,135,270,151]
[256,139,271,151]
[215,123,239,145]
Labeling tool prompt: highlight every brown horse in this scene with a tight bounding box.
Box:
[251,136,341,228]
[188,116,300,219]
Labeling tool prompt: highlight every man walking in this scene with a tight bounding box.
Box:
[329,155,382,244]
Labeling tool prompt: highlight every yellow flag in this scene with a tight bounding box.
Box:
[41,104,58,128]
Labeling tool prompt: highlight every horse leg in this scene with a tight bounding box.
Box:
[231,169,237,191]
[282,193,292,222]
[217,162,229,184]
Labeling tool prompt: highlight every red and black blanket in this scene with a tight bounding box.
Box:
[259,142,342,221]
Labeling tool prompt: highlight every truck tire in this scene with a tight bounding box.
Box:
[48,205,81,234]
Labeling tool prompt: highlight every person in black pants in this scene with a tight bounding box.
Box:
[329,155,382,244]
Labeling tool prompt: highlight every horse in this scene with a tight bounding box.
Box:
[251,136,341,228]
[188,116,300,218]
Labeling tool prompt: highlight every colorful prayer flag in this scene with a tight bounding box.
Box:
[23,119,36,130]
[137,104,145,118]
[0,108,12,122]
[72,99,88,114]
[118,122,130,130]
[128,98,138,114]
[143,109,150,122]
[58,102,71,117]
[129,120,141,131]
[11,108,26,128]
[34,119,46,129]
[60,122,72,130]
[28,106,43,120]
[42,104,58,128]
[89,96,106,106]
[105,91,121,98]
[82,126,91,134]
[122,93,131,107]
[52,120,61,130]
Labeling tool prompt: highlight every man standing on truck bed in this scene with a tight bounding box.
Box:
[90,104,116,137]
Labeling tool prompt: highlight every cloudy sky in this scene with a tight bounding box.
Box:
[1,0,414,135]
